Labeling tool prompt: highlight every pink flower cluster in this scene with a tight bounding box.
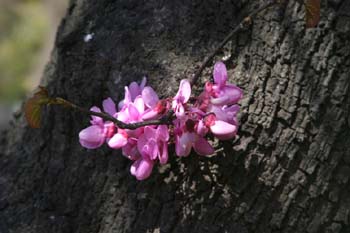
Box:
[79,62,243,180]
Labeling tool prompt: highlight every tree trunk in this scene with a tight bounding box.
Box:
[1,0,350,232]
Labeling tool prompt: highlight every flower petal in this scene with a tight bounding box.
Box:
[129,81,141,101]
[144,126,156,139]
[207,105,226,121]
[210,120,237,140]
[122,138,139,160]
[103,98,116,116]
[222,85,243,104]
[150,141,159,160]
[196,120,208,137]
[223,104,240,115]
[193,137,214,156]
[157,125,169,141]
[213,61,227,87]
[79,125,105,149]
[123,86,132,105]
[127,103,140,121]
[159,142,168,164]
[137,133,148,155]
[140,76,147,90]
[175,104,185,119]
[134,96,145,114]
[174,79,191,103]
[108,133,128,149]
[116,109,128,122]
[175,132,195,157]
[137,128,156,159]
[130,159,154,180]
[223,104,240,124]
[142,86,159,108]
[210,95,230,105]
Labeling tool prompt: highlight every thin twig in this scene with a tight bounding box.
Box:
[55,98,174,130]
[190,0,279,86]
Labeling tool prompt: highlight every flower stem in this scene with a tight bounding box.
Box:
[53,97,174,130]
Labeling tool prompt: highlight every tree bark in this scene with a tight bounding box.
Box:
[1,0,350,232]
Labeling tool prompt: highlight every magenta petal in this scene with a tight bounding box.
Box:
[175,133,194,157]
[129,81,141,101]
[134,96,145,114]
[223,104,240,114]
[123,139,140,160]
[207,105,226,121]
[118,100,124,111]
[174,79,191,103]
[108,133,127,149]
[144,126,156,139]
[127,103,140,121]
[223,105,240,124]
[150,140,159,160]
[125,127,142,138]
[180,79,191,103]
[137,132,156,160]
[210,95,230,105]
[210,120,237,140]
[213,61,227,87]
[116,110,128,122]
[103,98,116,116]
[140,76,147,89]
[142,86,159,108]
[79,125,105,149]
[124,86,132,105]
[157,125,169,141]
[159,142,168,164]
[137,134,148,155]
[175,104,185,118]
[193,137,214,156]
[130,159,154,180]
[223,85,243,104]
[196,120,208,137]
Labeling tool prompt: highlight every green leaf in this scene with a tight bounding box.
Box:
[24,86,49,128]
[305,0,320,28]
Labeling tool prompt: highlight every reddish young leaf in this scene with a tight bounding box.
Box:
[24,86,50,128]
[305,0,321,28]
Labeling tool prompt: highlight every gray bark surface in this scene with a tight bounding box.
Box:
[1,0,350,232]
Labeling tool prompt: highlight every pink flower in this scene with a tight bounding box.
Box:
[210,120,237,140]
[122,138,140,160]
[210,62,243,106]
[172,79,191,118]
[207,104,240,126]
[130,158,154,180]
[118,77,147,110]
[175,132,214,157]
[79,124,106,149]
[108,96,145,149]
[138,125,169,163]
[79,98,117,149]
[140,126,169,162]
[130,125,169,180]
[204,113,237,140]
[141,86,165,120]
[174,117,214,157]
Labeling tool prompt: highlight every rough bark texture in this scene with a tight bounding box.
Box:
[1,0,350,232]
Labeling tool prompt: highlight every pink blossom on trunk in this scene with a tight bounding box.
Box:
[172,79,191,118]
